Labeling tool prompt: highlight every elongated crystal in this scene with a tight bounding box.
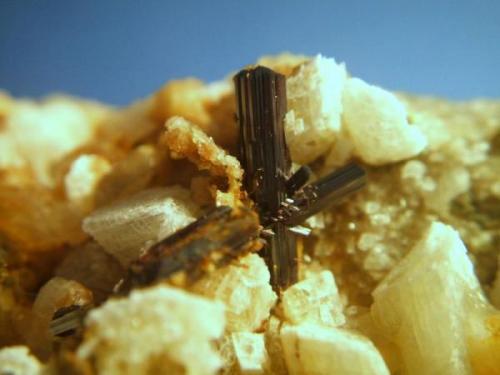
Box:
[119,205,262,291]
[281,163,366,226]
[50,305,89,337]
[234,66,297,290]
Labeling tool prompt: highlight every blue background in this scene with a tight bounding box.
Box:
[1,0,499,105]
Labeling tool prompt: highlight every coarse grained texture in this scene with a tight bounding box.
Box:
[77,285,225,375]
[282,270,345,327]
[1,53,500,374]
[191,254,277,333]
[162,116,243,207]
[314,95,500,306]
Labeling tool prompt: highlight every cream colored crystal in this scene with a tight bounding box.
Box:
[64,154,112,208]
[371,221,482,375]
[282,270,345,327]
[77,285,225,375]
[342,77,427,165]
[280,323,390,375]
[231,332,269,374]
[0,346,43,375]
[192,254,277,332]
[285,55,346,164]
[82,186,199,267]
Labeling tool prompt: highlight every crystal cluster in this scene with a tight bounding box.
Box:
[234,66,365,291]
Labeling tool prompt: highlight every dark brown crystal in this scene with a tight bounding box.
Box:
[286,165,313,197]
[118,205,262,292]
[234,66,298,290]
[280,163,366,226]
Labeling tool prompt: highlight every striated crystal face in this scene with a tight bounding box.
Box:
[234,66,366,292]
[234,66,297,290]
[2,52,500,375]
[120,206,262,292]
[280,163,366,226]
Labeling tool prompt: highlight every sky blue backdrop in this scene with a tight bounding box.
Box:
[1,1,499,105]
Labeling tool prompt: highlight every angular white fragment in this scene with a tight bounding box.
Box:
[82,186,199,267]
[285,55,347,164]
[0,346,42,375]
[342,78,427,165]
[280,323,390,375]
[77,285,225,375]
[282,270,345,327]
[64,154,112,207]
[231,332,269,374]
[371,221,481,375]
[192,254,277,332]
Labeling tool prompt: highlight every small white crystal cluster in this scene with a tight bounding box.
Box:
[193,254,277,374]
[278,271,390,375]
[285,55,427,166]
[192,254,277,333]
[77,285,225,375]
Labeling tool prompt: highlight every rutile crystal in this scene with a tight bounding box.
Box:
[234,66,298,290]
[118,205,263,292]
[280,163,366,226]
[234,66,366,292]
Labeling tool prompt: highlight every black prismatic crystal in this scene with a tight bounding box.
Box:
[285,165,313,197]
[48,66,367,338]
[234,66,367,292]
[234,66,298,290]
